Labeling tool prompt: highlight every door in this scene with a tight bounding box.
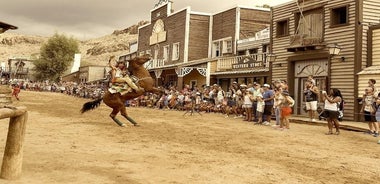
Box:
[294,59,328,115]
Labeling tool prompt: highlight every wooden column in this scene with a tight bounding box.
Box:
[0,106,28,180]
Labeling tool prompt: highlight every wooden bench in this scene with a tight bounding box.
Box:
[0,106,28,180]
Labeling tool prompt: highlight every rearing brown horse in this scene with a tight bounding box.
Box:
[80,54,161,127]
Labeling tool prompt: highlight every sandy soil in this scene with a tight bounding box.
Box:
[0,91,379,184]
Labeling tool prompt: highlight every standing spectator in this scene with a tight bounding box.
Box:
[240,84,252,121]
[273,86,284,126]
[255,91,265,125]
[375,93,380,136]
[308,75,316,86]
[262,83,275,126]
[217,86,225,105]
[242,85,253,122]
[368,79,379,97]
[304,80,319,122]
[281,80,289,91]
[250,83,260,121]
[12,84,21,101]
[360,87,378,136]
[278,90,294,130]
[322,88,342,135]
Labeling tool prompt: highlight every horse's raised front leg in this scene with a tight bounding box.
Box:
[120,106,139,126]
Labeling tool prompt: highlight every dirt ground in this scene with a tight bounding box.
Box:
[0,91,379,184]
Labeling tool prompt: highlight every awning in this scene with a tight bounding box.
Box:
[357,65,380,75]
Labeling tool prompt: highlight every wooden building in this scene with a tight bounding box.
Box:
[6,57,35,81]
[138,1,271,90]
[210,7,271,89]
[0,21,18,82]
[138,1,210,89]
[271,0,380,121]
[62,65,108,84]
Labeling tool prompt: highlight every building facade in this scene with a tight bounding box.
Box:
[271,0,380,121]
[138,1,271,90]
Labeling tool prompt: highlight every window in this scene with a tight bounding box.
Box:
[295,8,323,38]
[223,40,232,54]
[172,43,179,60]
[331,6,348,26]
[276,20,289,37]
[248,48,258,55]
[163,45,169,61]
[212,41,220,57]
[139,51,145,56]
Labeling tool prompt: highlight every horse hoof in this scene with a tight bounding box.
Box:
[133,124,140,127]
[120,124,126,127]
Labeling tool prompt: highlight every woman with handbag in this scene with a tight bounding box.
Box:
[322,88,342,135]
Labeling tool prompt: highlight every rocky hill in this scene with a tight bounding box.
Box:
[0,21,148,66]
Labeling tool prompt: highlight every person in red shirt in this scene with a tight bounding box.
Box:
[12,84,21,100]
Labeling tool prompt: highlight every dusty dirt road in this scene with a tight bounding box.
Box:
[0,91,379,184]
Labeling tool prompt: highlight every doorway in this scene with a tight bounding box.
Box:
[294,59,328,115]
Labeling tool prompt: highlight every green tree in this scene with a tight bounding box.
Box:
[33,33,79,82]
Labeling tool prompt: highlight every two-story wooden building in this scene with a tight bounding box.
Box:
[138,1,271,90]
[271,0,380,121]
[138,1,211,89]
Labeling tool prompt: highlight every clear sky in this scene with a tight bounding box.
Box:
[0,0,291,40]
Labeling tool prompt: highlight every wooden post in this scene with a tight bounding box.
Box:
[0,106,28,180]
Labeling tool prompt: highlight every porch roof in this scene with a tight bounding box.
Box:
[357,65,380,75]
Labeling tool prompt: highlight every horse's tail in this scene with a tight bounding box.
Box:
[81,98,103,113]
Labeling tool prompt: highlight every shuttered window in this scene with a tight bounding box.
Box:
[295,8,323,39]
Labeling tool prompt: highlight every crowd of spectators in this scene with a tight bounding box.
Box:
[7,77,380,135]
[9,79,293,128]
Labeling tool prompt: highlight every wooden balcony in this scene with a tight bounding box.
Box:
[145,59,165,70]
[0,67,29,75]
[216,53,270,72]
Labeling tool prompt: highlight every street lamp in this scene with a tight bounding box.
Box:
[328,43,341,56]
[327,44,345,62]
[267,53,277,62]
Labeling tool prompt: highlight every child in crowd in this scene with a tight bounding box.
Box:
[255,92,265,125]
[361,87,378,137]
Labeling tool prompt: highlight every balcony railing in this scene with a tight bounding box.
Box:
[0,67,29,74]
[216,53,270,71]
[144,54,270,72]
[145,59,165,70]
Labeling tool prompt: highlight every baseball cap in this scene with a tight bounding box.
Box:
[263,84,270,87]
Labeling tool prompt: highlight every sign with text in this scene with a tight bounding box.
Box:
[232,56,264,69]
